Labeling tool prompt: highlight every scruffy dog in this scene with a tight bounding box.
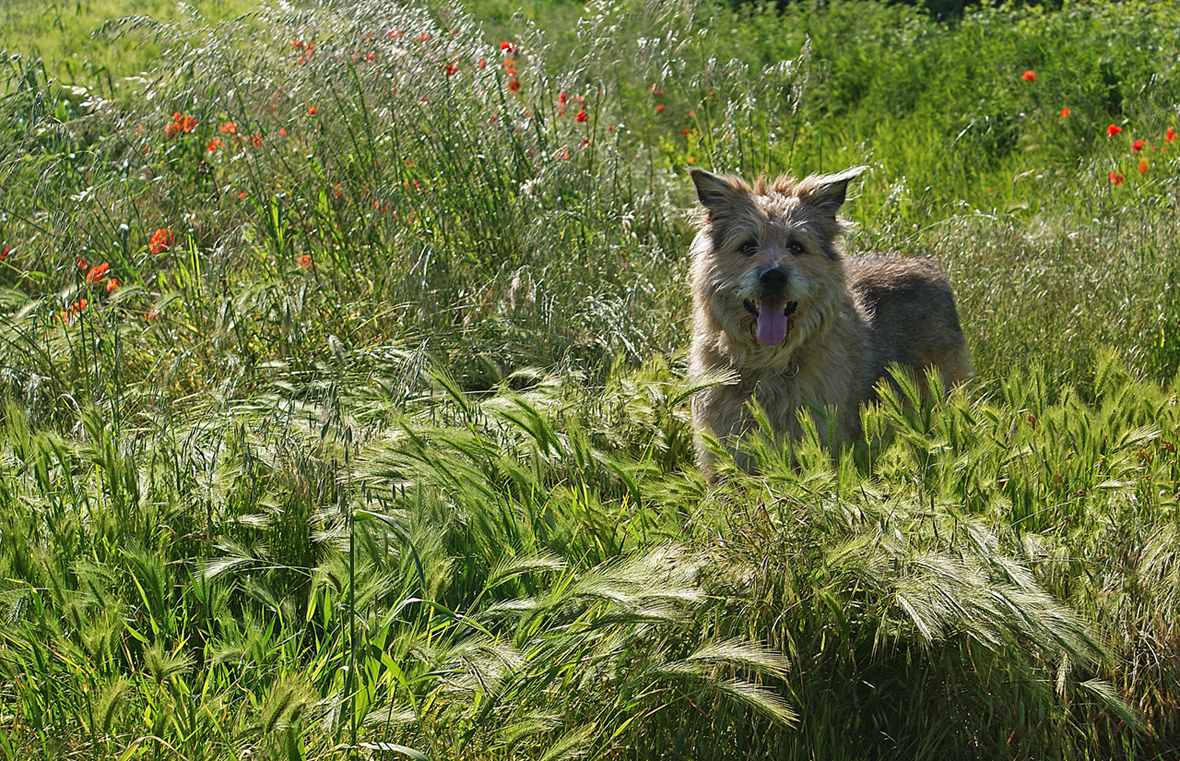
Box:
[686,166,972,480]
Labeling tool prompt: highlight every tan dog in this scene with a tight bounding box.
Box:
[686,166,972,480]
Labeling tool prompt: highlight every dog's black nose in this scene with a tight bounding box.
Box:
[759,267,789,289]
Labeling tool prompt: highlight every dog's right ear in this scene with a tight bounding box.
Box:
[689,168,743,212]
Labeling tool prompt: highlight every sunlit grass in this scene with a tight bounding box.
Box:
[3,0,1180,758]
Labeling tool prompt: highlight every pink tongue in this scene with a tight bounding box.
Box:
[757,299,787,345]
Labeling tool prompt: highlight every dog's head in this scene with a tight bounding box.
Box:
[687,166,865,361]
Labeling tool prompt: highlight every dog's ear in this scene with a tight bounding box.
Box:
[799,165,868,216]
[689,168,745,212]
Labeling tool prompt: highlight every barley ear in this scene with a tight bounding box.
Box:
[800,165,868,216]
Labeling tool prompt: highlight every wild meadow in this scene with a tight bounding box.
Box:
[3,0,1180,758]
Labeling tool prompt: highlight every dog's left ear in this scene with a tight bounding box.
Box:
[800,165,868,216]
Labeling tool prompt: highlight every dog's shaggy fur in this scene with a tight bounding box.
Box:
[686,166,972,480]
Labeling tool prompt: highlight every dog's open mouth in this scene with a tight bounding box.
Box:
[744,299,797,345]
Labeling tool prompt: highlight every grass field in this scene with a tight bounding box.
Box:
[3,0,1180,758]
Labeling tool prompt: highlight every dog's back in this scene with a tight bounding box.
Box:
[846,255,973,399]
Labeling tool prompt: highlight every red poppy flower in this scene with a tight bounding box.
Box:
[219,121,237,134]
[681,128,692,135]
[1109,170,1124,185]
[85,263,109,284]
[308,105,318,116]
[508,79,521,92]
[251,134,262,147]
[478,57,486,69]
[297,254,313,269]
[1139,159,1148,173]
[279,128,288,136]
[1168,127,1177,143]
[1021,70,1036,82]
[1107,124,1122,137]
[575,110,588,123]
[445,63,459,76]
[106,278,121,293]
[207,137,223,153]
[499,41,518,56]
[76,256,88,271]
[1060,108,1070,118]
[1133,139,1146,152]
[559,92,568,104]
[0,247,8,261]
[149,229,174,254]
[655,104,665,113]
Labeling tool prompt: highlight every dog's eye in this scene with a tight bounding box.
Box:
[788,240,805,256]
[738,239,759,257]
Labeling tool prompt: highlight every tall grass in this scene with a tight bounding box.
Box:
[3,0,1180,758]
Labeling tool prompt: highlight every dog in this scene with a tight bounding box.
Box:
[686,166,972,480]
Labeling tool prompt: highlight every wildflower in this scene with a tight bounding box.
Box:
[1107,124,1122,137]
[580,136,589,147]
[279,128,288,136]
[1021,70,1036,82]
[446,63,459,76]
[503,59,515,68]
[607,125,616,133]
[1060,108,1071,118]
[251,134,262,147]
[508,79,521,93]
[559,92,568,104]
[499,41,518,56]
[76,256,88,271]
[207,137,222,153]
[478,57,486,69]
[655,104,665,113]
[1168,127,1177,143]
[106,278,120,293]
[85,262,109,284]
[557,148,570,160]
[308,105,318,116]
[60,298,88,323]
[218,121,237,134]
[1133,139,1147,152]
[239,191,248,200]
[297,254,313,269]
[366,53,376,62]
[1109,170,1124,185]
[681,128,692,135]
[149,228,174,254]
[0,247,8,261]
[1139,159,1148,173]
[146,309,157,323]
[165,112,196,137]
[575,110,588,123]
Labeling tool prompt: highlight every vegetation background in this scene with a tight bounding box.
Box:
[3,0,1180,758]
